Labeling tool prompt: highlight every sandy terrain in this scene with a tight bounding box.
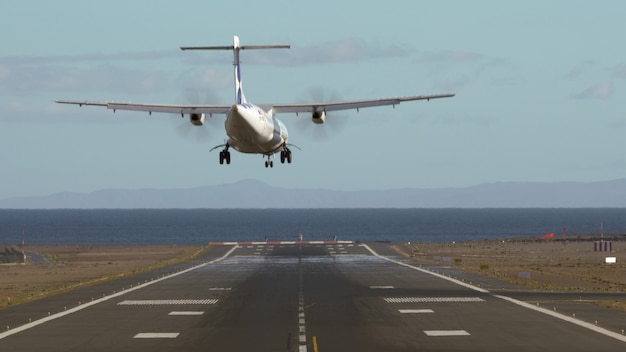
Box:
[1,238,624,311]
[392,236,626,311]
[0,245,207,309]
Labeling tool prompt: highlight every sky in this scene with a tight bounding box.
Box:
[1,1,624,199]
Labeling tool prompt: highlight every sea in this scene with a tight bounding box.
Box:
[0,208,624,246]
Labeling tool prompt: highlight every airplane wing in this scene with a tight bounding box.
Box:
[269,94,455,114]
[55,100,232,115]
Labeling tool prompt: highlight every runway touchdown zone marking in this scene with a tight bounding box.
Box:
[399,309,434,314]
[118,299,218,305]
[168,311,204,316]
[384,297,485,303]
[134,333,180,339]
[424,330,470,337]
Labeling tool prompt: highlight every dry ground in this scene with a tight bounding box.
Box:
[2,240,624,311]
[393,238,626,311]
[0,245,207,309]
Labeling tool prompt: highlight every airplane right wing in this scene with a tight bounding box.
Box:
[55,100,232,116]
[270,94,455,114]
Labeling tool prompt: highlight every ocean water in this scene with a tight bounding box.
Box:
[0,208,624,246]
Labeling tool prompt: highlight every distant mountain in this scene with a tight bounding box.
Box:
[0,179,624,209]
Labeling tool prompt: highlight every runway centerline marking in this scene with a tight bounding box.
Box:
[370,285,394,289]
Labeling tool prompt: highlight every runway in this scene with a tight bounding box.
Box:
[1,242,624,351]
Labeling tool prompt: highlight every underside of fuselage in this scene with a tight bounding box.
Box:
[225,104,287,154]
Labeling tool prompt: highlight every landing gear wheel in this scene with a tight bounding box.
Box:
[219,151,231,165]
[280,151,286,163]
[286,150,292,164]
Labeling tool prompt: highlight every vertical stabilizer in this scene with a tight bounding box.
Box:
[181,36,290,105]
[233,36,245,104]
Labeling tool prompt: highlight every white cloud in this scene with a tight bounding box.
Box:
[413,51,484,64]
[246,38,410,66]
[613,64,626,79]
[572,81,614,100]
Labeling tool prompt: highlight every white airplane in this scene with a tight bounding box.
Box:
[57,36,454,168]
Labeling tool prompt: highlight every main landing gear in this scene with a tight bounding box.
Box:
[218,145,231,165]
[280,147,293,164]
[264,147,292,168]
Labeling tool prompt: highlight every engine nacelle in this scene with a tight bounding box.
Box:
[312,111,326,124]
[189,113,205,126]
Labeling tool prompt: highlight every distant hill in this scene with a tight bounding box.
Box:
[0,179,624,209]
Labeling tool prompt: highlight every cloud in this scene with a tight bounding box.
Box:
[413,51,484,64]
[245,38,410,66]
[613,64,626,79]
[0,51,178,65]
[0,62,171,95]
[572,81,614,100]
[563,60,597,80]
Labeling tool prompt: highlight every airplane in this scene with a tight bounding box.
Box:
[56,36,454,168]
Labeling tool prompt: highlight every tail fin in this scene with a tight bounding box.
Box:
[181,36,290,105]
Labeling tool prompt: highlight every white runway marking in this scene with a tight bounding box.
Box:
[134,333,180,339]
[118,299,218,305]
[370,285,394,289]
[208,287,231,291]
[363,244,626,344]
[0,245,238,340]
[399,309,434,314]
[168,311,204,316]
[424,330,470,337]
[385,297,485,303]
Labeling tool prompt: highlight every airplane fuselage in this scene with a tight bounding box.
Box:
[225,104,288,155]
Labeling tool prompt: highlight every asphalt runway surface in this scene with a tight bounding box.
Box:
[1,242,625,351]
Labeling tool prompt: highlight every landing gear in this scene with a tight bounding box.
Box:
[280,147,292,164]
[218,145,231,165]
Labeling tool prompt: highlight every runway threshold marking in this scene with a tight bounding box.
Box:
[0,245,238,340]
[134,333,180,339]
[424,330,470,337]
[362,244,626,344]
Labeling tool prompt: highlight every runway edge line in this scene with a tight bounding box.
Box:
[362,243,626,343]
[0,245,238,340]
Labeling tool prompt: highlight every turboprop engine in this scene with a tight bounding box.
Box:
[190,113,205,126]
[312,111,326,124]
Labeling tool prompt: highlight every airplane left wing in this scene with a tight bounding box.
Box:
[55,100,232,116]
[270,93,455,114]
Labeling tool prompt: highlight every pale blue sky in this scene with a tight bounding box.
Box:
[1,1,624,198]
